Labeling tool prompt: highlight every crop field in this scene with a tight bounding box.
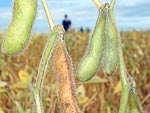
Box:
[0,30,150,113]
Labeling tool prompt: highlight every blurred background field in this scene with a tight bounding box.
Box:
[0,29,150,113]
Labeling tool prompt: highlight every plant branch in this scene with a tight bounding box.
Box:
[118,39,128,86]
[110,0,116,10]
[32,28,59,113]
[31,1,57,111]
[118,34,131,113]
[41,0,54,31]
[92,0,104,9]
[128,76,143,113]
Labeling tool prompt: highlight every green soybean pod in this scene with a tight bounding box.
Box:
[2,0,37,55]
[102,3,118,76]
[77,7,108,82]
[127,89,143,113]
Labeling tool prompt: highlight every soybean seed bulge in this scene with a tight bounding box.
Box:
[2,0,37,55]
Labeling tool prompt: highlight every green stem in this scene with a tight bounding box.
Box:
[118,40,128,86]
[119,86,130,113]
[118,34,131,113]
[110,1,131,112]
[110,0,116,10]
[127,76,143,113]
[32,30,59,113]
[41,0,55,30]
[92,0,104,9]
[32,0,57,112]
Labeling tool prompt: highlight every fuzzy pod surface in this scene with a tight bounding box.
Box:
[126,90,143,113]
[54,38,81,113]
[77,7,108,82]
[102,3,119,76]
[2,0,37,55]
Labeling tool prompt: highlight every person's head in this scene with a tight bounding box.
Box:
[64,14,68,18]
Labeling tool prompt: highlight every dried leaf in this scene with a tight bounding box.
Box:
[78,97,89,105]
[0,81,7,87]
[18,70,31,83]
[14,101,25,113]
[0,107,5,113]
[114,80,122,94]
[11,70,31,89]
[12,82,28,89]
[77,85,86,98]
[0,89,8,93]
[84,75,108,84]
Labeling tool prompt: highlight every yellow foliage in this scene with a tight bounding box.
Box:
[114,80,122,94]
[11,70,31,89]
[77,85,89,105]
[0,107,4,113]
[18,70,30,83]
[78,97,89,105]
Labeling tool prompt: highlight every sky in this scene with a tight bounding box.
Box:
[0,0,150,33]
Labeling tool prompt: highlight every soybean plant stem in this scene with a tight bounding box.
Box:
[41,0,54,31]
[109,0,130,112]
[110,0,116,10]
[118,34,131,113]
[32,1,56,113]
[92,0,104,9]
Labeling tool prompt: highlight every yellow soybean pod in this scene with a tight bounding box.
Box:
[54,39,81,113]
[2,0,37,55]
[77,7,109,82]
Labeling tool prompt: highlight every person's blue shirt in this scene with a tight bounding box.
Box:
[62,14,71,31]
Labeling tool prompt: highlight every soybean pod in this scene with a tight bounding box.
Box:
[102,3,119,76]
[77,7,109,82]
[127,89,143,113]
[2,0,37,55]
[54,37,81,113]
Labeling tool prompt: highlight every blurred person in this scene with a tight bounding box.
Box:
[62,14,71,32]
[80,27,84,32]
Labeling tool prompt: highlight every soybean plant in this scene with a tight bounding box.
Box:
[77,1,119,82]
[1,0,144,113]
[1,0,81,112]
[31,0,81,113]
[77,0,143,113]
